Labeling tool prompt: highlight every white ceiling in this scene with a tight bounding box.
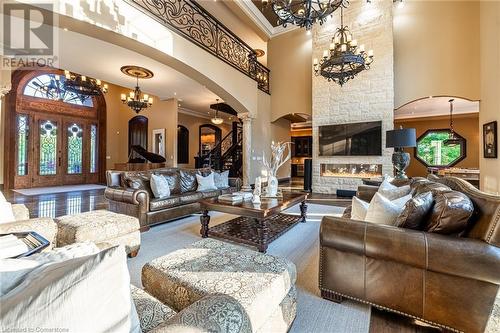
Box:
[58,28,221,114]
[395,96,479,120]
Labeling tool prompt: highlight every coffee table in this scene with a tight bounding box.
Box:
[200,192,308,253]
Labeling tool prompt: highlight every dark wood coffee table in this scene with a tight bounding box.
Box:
[200,192,308,253]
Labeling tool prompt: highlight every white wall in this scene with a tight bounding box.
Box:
[312,0,394,193]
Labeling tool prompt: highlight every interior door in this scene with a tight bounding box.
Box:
[33,115,62,187]
[62,119,86,185]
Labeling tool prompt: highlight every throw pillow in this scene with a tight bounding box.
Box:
[180,170,198,193]
[214,170,230,189]
[150,174,171,199]
[424,190,474,235]
[378,179,411,200]
[351,196,369,221]
[411,181,451,196]
[0,202,16,225]
[394,191,434,230]
[365,192,411,225]
[196,172,218,191]
[0,246,141,333]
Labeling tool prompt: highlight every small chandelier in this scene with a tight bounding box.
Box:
[444,99,461,146]
[120,65,154,114]
[262,0,347,30]
[313,7,374,86]
[63,70,108,97]
[211,99,223,125]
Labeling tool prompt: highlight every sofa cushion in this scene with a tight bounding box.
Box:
[351,196,369,221]
[131,285,176,332]
[365,193,412,225]
[378,179,411,200]
[199,189,221,199]
[180,170,199,193]
[411,180,451,196]
[150,195,182,212]
[179,192,203,204]
[424,190,474,235]
[126,175,154,198]
[395,191,434,230]
[158,170,181,195]
[196,172,218,191]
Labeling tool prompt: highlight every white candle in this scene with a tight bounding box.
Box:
[81,76,86,82]
[313,58,318,65]
[120,93,126,101]
[329,42,335,50]
[341,44,347,52]
[148,97,153,104]
[368,50,374,57]
[129,91,134,98]
[323,50,328,58]
[351,39,357,47]
[96,79,101,86]
[143,94,149,101]
[359,44,365,52]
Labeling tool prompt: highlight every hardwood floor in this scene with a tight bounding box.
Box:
[2,186,440,332]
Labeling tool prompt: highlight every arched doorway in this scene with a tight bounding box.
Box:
[3,68,107,189]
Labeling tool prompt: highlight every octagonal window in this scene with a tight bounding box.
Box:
[415,129,466,167]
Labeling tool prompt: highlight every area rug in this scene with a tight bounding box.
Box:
[128,203,371,333]
[13,184,106,196]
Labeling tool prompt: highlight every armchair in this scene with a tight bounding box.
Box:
[319,177,500,333]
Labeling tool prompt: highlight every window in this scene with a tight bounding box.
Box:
[39,120,58,175]
[17,114,29,176]
[23,74,94,107]
[415,129,466,167]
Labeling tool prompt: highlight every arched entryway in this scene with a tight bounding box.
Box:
[3,68,107,189]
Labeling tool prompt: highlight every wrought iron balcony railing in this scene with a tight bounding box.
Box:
[126,0,270,94]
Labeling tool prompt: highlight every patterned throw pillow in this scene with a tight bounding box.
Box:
[196,173,218,191]
[377,179,411,200]
[213,171,230,189]
[394,191,434,230]
[150,174,171,199]
[365,193,412,225]
[351,196,369,221]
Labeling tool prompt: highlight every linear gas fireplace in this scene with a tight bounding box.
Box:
[321,163,382,178]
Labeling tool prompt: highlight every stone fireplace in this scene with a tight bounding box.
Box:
[312,0,394,193]
[320,163,382,178]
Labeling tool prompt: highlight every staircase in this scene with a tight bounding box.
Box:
[197,122,243,177]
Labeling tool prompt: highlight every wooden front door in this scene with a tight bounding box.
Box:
[6,68,106,190]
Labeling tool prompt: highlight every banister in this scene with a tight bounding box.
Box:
[125,0,270,94]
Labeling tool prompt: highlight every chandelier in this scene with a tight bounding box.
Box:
[444,99,461,146]
[313,7,373,86]
[261,0,347,30]
[63,70,108,97]
[120,66,154,114]
[211,99,223,125]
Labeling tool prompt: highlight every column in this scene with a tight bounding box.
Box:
[239,112,253,192]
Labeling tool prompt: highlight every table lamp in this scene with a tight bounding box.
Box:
[386,127,417,179]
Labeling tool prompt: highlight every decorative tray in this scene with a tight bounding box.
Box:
[0,231,50,259]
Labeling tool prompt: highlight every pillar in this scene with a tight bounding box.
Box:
[239,112,253,191]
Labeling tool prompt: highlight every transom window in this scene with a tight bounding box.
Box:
[23,74,94,107]
[415,129,466,167]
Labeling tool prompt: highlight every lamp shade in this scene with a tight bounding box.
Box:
[386,128,416,148]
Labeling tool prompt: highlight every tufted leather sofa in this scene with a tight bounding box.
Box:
[319,176,500,333]
[104,168,241,230]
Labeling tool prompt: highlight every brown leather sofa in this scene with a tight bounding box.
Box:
[319,176,500,333]
[105,168,240,230]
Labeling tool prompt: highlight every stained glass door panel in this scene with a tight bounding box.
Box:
[33,117,62,187]
[62,120,87,185]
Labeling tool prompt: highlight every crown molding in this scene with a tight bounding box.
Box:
[234,0,299,39]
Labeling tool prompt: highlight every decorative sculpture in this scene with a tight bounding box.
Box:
[262,141,292,197]
[252,176,262,204]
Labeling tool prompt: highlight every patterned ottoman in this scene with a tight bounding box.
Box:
[142,238,297,333]
[55,210,140,257]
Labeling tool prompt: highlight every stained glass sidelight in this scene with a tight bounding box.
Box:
[67,123,83,174]
[17,115,29,176]
[39,120,58,175]
[90,125,98,173]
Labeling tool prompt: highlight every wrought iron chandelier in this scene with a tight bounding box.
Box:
[261,0,348,30]
[444,99,461,146]
[313,7,373,86]
[120,66,154,114]
[211,99,223,125]
[63,70,108,97]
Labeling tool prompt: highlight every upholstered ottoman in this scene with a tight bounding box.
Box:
[142,238,297,332]
[55,210,140,257]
